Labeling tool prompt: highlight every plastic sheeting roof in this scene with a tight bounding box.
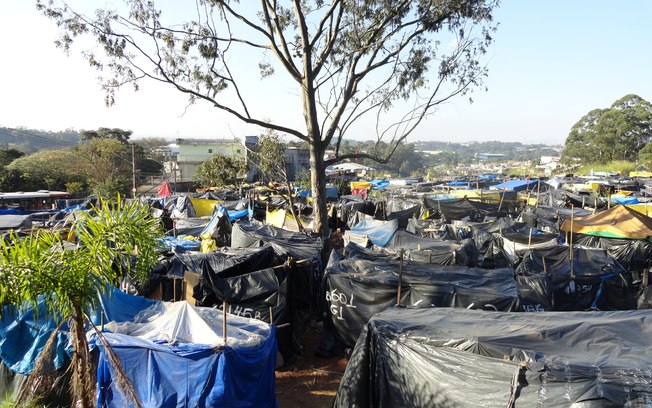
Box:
[561,204,652,239]
[335,307,652,407]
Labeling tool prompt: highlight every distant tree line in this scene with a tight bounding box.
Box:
[0,128,166,197]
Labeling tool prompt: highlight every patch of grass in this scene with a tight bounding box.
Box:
[576,160,636,176]
[1,392,47,408]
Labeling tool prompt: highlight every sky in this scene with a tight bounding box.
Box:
[1,1,651,145]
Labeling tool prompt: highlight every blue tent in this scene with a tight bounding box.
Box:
[95,301,277,408]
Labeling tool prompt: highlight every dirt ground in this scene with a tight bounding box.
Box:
[275,322,347,407]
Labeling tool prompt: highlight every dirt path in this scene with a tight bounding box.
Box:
[275,322,347,407]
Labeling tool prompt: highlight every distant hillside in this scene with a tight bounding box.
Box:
[0,127,79,153]
[414,140,562,163]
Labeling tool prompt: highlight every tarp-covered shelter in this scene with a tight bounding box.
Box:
[96,301,277,408]
[515,246,636,311]
[561,204,652,239]
[343,217,398,248]
[335,307,652,407]
[574,234,652,271]
[323,250,518,347]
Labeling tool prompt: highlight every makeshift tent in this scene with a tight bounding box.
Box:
[343,217,398,247]
[515,246,636,311]
[561,204,652,239]
[0,287,156,376]
[384,231,478,266]
[574,234,652,271]
[231,221,322,261]
[96,301,277,408]
[322,250,518,348]
[335,307,652,407]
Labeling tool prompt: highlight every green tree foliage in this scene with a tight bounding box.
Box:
[80,127,132,144]
[6,149,85,191]
[194,154,246,188]
[0,197,161,408]
[250,130,307,230]
[637,143,652,169]
[563,94,652,164]
[37,0,499,236]
[76,138,133,197]
[0,148,24,166]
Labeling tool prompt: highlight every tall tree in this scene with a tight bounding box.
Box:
[194,154,246,188]
[250,130,305,231]
[79,127,132,144]
[6,149,85,191]
[76,138,133,197]
[563,94,652,164]
[38,0,499,236]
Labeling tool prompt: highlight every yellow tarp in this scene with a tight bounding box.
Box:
[560,204,652,239]
[630,171,652,178]
[190,198,219,217]
[266,209,287,229]
[350,181,371,190]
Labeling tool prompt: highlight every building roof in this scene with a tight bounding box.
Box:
[176,138,241,145]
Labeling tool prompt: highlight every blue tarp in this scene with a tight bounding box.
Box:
[296,187,339,198]
[447,181,470,187]
[0,287,156,375]
[611,196,639,205]
[490,178,540,191]
[158,236,202,251]
[349,218,398,247]
[370,180,390,190]
[95,328,277,408]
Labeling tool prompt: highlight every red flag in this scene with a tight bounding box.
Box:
[157,181,171,197]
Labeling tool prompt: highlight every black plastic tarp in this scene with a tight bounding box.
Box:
[231,221,323,261]
[168,245,275,280]
[575,234,652,270]
[515,246,636,311]
[383,231,478,266]
[323,250,518,347]
[335,307,652,407]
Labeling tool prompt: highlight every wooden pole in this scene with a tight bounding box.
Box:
[223,300,228,344]
[528,228,532,249]
[536,180,541,209]
[396,248,405,306]
[542,256,547,274]
[570,205,575,280]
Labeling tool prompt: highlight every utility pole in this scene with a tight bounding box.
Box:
[132,143,137,199]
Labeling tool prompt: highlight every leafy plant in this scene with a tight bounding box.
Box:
[0,196,161,408]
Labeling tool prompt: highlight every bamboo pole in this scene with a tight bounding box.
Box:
[528,228,533,249]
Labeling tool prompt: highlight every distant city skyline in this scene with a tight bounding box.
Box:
[1,1,651,145]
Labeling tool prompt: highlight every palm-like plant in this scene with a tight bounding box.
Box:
[0,196,161,408]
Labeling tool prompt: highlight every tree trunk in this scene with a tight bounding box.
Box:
[70,307,94,408]
[309,142,328,239]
